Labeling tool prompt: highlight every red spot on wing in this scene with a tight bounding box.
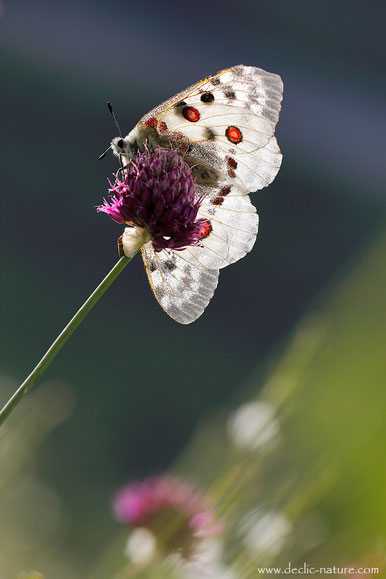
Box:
[220,186,231,196]
[157,121,168,134]
[226,126,243,143]
[197,219,212,239]
[226,156,237,178]
[226,156,237,169]
[145,116,158,128]
[182,106,200,122]
[211,196,224,206]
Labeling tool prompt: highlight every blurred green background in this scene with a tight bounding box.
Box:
[1,0,385,577]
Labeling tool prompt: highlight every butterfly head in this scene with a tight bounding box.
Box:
[111,136,129,157]
[112,126,142,160]
[111,127,141,161]
[111,136,124,152]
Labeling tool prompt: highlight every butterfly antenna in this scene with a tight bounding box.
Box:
[98,145,112,160]
[107,101,122,137]
[98,101,123,160]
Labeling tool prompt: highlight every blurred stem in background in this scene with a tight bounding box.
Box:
[0,255,133,428]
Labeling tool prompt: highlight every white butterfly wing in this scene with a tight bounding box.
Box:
[139,64,283,193]
[141,245,219,324]
[196,185,259,268]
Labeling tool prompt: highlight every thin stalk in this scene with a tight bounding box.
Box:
[0,254,133,427]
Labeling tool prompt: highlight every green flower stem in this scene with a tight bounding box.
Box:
[0,254,133,428]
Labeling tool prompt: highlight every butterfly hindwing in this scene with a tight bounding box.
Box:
[141,245,220,324]
[196,185,259,268]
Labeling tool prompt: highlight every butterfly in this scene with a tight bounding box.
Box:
[110,65,283,324]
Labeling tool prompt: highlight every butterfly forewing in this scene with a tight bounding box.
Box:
[139,65,282,134]
[138,65,282,193]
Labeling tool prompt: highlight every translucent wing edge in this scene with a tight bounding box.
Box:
[142,246,220,324]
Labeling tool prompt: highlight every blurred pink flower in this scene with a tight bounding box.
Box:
[113,476,223,559]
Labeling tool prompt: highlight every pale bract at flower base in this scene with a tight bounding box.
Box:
[120,227,151,258]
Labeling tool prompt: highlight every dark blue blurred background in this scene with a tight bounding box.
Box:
[1,0,385,564]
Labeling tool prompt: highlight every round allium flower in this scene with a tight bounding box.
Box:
[113,476,223,560]
[97,148,208,254]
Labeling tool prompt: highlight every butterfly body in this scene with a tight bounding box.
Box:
[110,65,283,323]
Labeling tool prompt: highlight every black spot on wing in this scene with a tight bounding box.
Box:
[224,90,236,99]
[164,260,177,272]
[200,92,215,103]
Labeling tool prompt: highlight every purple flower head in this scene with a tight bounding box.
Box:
[97,148,210,252]
[113,476,223,559]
